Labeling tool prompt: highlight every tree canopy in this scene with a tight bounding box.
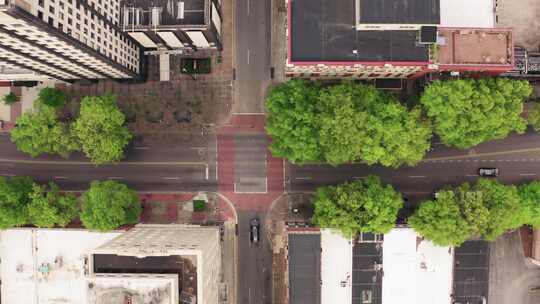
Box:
[409,179,524,246]
[420,78,531,149]
[518,181,540,227]
[38,87,66,108]
[527,102,540,131]
[266,80,322,163]
[2,92,18,105]
[407,190,473,246]
[27,182,79,228]
[72,95,132,164]
[311,176,403,237]
[80,180,141,231]
[0,176,34,229]
[266,80,432,167]
[10,104,79,158]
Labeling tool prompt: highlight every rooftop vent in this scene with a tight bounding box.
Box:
[419,26,437,44]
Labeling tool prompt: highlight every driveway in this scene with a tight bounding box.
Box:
[489,231,540,304]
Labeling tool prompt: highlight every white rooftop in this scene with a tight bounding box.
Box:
[321,229,352,304]
[0,229,121,304]
[440,0,495,28]
[88,274,178,304]
[382,228,454,304]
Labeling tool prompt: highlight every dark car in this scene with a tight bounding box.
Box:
[250,218,260,244]
[478,168,499,177]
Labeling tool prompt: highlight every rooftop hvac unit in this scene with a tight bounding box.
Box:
[178,1,185,19]
[151,7,162,26]
[419,26,437,44]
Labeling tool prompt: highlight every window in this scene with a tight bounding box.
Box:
[49,6,54,14]
[37,10,43,20]
[38,0,44,7]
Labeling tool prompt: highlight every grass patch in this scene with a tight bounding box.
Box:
[193,200,206,212]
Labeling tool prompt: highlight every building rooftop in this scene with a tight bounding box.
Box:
[357,0,440,25]
[440,0,494,28]
[321,229,352,304]
[120,0,206,28]
[437,28,513,66]
[87,274,178,304]
[288,233,321,304]
[381,229,453,304]
[289,0,430,63]
[352,233,383,304]
[0,229,121,304]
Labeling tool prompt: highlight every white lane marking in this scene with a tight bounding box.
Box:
[466,175,477,177]
[107,176,124,180]
[163,177,180,180]
[520,173,537,176]
[133,146,149,150]
[247,49,250,64]
[0,173,15,177]
[54,176,69,179]
[247,0,250,15]
[205,165,209,180]
[409,176,426,178]
[352,176,366,179]
[295,177,312,180]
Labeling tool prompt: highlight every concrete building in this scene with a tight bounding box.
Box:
[92,224,221,304]
[120,0,223,51]
[285,228,454,304]
[0,224,221,304]
[0,0,143,82]
[285,0,513,79]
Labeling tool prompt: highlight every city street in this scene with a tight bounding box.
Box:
[234,0,272,113]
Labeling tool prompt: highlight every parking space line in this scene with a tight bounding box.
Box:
[163,177,180,180]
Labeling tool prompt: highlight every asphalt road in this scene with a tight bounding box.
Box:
[288,130,540,195]
[237,211,272,304]
[234,0,272,113]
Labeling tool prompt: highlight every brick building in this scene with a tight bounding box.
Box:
[285,0,514,79]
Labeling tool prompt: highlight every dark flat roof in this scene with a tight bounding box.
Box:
[352,240,382,304]
[359,0,440,24]
[453,240,490,304]
[290,0,430,62]
[288,234,321,304]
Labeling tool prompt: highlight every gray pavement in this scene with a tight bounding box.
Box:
[234,0,272,113]
[237,211,272,304]
[234,134,267,193]
[489,231,540,304]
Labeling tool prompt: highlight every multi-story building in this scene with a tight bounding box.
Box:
[285,0,514,79]
[0,224,222,304]
[120,0,223,51]
[0,0,143,82]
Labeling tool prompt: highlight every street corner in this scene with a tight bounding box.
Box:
[139,192,230,225]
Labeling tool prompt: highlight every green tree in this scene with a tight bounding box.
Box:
[474,178,523,240]
[80,180,141,231]
[312,176,403,237]
[27,182,79,228]
[38,87,66,108]
[518,181,540,227]
[72,95,132,164]
[410,179,524,246]
[0,176,34,229]
[421,78,531,149]
[2,92,18,105]
[10,105,79,157]
[408,190,474,246]
[318,83,432,166]
[527,102,540,131]
[266,80,322,163]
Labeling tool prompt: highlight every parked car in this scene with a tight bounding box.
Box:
[250,218,260,244]
[478,167,499,177]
